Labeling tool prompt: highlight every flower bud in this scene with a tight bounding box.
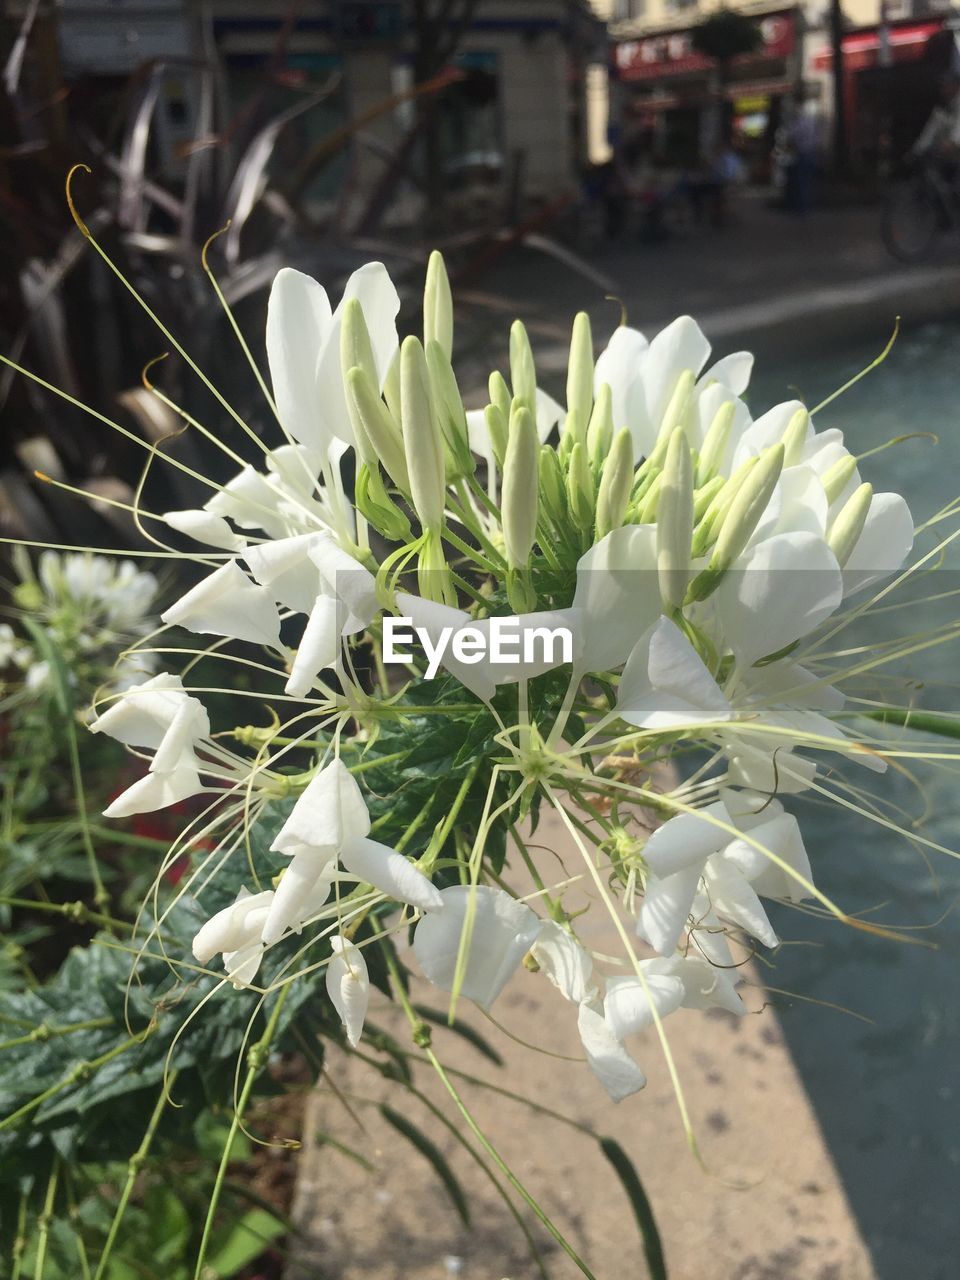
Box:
[693,474,725,520]
[382,348,401,423]
[657,427,695,610]
[656,369,695,444]
[566,311,594,430]
[595,428,634,540]
[828,482,873,567]
[345,367,409,490]
[566,441,595,532]
[423,250,453,359]
[636,471,663,524]
[821,453,858,505]
[780,407,810,467]
[400,335,446,532]
[417,526,456,606]
[697,400,735,484]
[587,382,614,470]
[502,403,540,568]
[484,403,508,471]
[510,320,537,414]
[562,407,586,452]
[538,444,567,527]
[489,370,511,422]
[711,443,785,572]
[341,298,378,391]
[426,339,475,479]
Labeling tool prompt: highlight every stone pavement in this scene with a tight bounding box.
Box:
[286,813,877,1280]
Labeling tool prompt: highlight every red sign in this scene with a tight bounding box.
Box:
[812,20,943,71]
[615,11,795,82]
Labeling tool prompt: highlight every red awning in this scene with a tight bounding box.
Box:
[812,20,943,71]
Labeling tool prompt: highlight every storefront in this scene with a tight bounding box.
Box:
[611,8,801,178]
[810,18,950,174]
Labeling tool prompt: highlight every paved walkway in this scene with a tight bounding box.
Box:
[287,815,876,1280]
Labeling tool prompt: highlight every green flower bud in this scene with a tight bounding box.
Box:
[587,382,614,470]
[426,339,475,480]
[821,453,858,505]
[509,320,537,414]
[484,403,508,472]
[697,400,735,484]
[566,311,594,430]
[489,370,511,422]
[657,427,695,610]
[595,428,634,540]
[828,482,873,567]
[693,474,725,521]
[538,444,567,527]
[345,367,409,490]
[637,471,663,524]
[417,526,456,606]
[656,369,695,444]
[711,442,785,571]
[382,348,402,423]
[562,407,586,452]
[423,250,453,359]
[341,298,378,390]
[780,407,810,467]
[355,462,413,542]
[502,403,540,568]
[400,335,446,532]
[566,441,595,532]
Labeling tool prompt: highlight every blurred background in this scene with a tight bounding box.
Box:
[1,3,958,1278]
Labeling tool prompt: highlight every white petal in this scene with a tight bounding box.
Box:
[842,492,914,596]
[603,971,685,1039]
[642,316,711,438]
[244,533,323,614]
[701,350,753,396]
[733,399,808,465]
[261,848,337,946]
[266,267,333,452]
[531,921,596,1004]
[162,561,282,648]
[573,525,660,673]
[616,617,730,728]
[271,758,370,853]
[718,532,842,664]
[339,836,443,912]
[594,325,650,456]
[162,509,246,551]
[704,859,779,947]
[326,936,369,1047]
[577,1001,647,1102]
[641,801,732,876]
[223,941,265,988]
[103,762,203,818]
[193,888,275,963]
[670,955,746,1015]
[394,593,494,700]
[150,700,209,774]
[89,673,203,748]
[638,863,704,955]
[412,885,541,1010]
[534,388,565,441]
[204,465,286,537]
[308,534,378,632]
[285,594,340,699]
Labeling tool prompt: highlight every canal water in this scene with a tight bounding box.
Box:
[748,320,960,1279]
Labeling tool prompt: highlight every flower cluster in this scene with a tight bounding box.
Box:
[1,550,158,699]
[83,252,924,1107]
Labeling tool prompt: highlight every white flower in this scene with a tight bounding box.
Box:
[162,560,283,649]
[266,263,399,456]
[530,920,597,1005]
[412,885,541,1009]
[616,616,731,728]
[326,935,370,1047]
[572,525,660,674]
[577,1001,648,1102]
[89,673,210,817]
[192,888,275,988]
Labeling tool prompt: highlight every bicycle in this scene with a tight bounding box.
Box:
[882,158,960,261]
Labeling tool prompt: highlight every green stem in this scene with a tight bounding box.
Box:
[863,706,960,739]
[425,1047,597,1279]
[64,712,109,914]
[192,989,290,1280]
[33,1161,59,1280]
[11,1193,27,1280]
[0,897,131,933]
[63,1167,92,1280]
[0,1016,113,1052]
[94,1073,177,1280]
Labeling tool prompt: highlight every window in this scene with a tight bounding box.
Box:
[614,1,646,19]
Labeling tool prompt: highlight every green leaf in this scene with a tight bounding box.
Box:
[206,1207,286,1276]
[599,1137,667,1280]
[380,1104,471,1227]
